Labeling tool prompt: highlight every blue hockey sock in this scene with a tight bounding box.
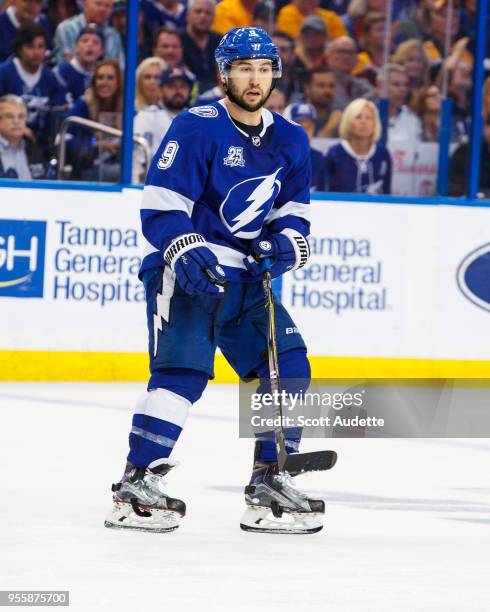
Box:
[254,348,310,464]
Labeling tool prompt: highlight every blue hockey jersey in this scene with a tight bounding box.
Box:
[53,59,91,106]
[0,9,53,63]
[141,0,186,30]
[323,140,392,194]
[140,100,312,282]
[0,57,67,151]
[310,147,325,192]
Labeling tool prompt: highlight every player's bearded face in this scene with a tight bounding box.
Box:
[224,60,274,112]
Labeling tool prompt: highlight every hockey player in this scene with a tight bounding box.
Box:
[105,27,324,534]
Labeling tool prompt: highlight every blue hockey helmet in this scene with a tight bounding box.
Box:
[215,27,282,77]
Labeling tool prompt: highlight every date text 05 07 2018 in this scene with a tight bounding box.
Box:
[0,592,69,607]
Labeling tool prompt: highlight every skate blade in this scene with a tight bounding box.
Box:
[104,501,181,533]
[239,506,323,535]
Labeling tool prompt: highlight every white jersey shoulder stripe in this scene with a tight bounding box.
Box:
[141,184,194,216]
[265,200,310,223]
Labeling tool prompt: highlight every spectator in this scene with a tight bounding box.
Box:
[252,2,275,34]
[276,0,347,40]
[45,0,79,32]
[264,88,287,114]
[141,0,187,32]
[0,0,53,63]
[112,2,153,64]
[323,98,391,193]
[344,0,416,40]
[153,26,184,68]
[54,0,124,65]
[284,102,325,191]
[182,0,221,94]
[446,60,472,143]
[325,36,373,107]
[326,0,350,16]
[304,67,342,137]
[193,71,224,105]
[0,94,46,179]
[391,39,430,99]
[410,83,441,142]
[345,0,410,39]
[345,0,385,40]
[424,0,473,67]
[66,58,123,181]
[271,31,302,101]
[0,22,68,155]
[353,12,388,85]
[396,0,434,44]
[484,76,490,125]
[53,26,104,107]
[449,128,490,197]
[211,0,257,35]
[377,63,422,144]
[133,66,194,182]
[294,16,329,77]
[135,56,166,111]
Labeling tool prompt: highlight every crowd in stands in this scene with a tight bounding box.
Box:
[0,0,488,196]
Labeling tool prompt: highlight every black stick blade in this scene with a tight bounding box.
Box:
[283,451,337,476]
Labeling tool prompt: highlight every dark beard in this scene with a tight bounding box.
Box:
[224,79,274,112]
[164,96,188,111]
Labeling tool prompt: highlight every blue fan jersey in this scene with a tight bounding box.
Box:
[140,100,311,282]
[0,10,53,63]
[324,141,392,195]
[310,147,325,192]
[0,58,67,150]
[53,60,91,106]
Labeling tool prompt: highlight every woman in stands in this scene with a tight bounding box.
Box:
[65,59,124,182]
[323,98,391,194]
[135,57,167,111]
[410,84,442,142]
[353,12,390,85]
[392,39,430,99]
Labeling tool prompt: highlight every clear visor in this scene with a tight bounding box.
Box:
[218,58,282,79]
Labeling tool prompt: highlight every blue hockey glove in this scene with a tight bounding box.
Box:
[244,230,310,279]
[164,233,226,297]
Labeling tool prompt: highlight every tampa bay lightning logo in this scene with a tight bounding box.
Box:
[456,243,490,312]
[220,168,282,239]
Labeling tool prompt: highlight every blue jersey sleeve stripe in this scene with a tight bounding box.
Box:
[141,185,194,216]
[265,200,310,223]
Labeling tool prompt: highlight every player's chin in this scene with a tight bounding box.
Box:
[239,96,267,112]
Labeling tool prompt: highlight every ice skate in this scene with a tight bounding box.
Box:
[104,458,185,533]
[240,462,325,534]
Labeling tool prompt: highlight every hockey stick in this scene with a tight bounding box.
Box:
[261,260,337,476]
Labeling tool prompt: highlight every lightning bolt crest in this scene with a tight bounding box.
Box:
[229,168,282,233]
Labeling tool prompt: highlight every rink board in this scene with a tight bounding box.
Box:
[0,186,489,380]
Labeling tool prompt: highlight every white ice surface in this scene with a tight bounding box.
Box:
[1,383,489,612]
